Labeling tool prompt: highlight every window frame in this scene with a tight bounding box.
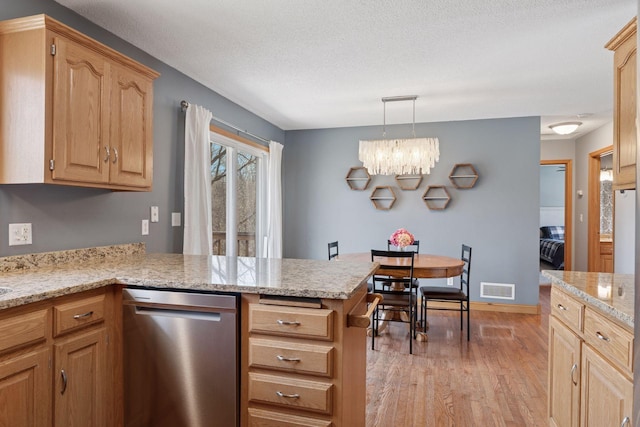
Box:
[210,126,268,258]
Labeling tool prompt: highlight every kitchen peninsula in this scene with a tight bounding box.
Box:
[0,244,377,427]
[543,270,634,427]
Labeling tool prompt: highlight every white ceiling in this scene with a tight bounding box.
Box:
[54,0,636,139]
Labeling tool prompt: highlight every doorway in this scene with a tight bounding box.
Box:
[540,159,573,270]
[587,147,614,272]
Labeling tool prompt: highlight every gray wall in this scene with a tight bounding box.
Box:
[540,165,565,207]
[0,0,284,256]
[283,117,542,306]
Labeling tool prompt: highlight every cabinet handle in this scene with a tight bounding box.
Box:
[277,319,301,326]
[276,355,301,362]
[73,311,94,320]
[112,148,118,164]
[60,369,67,395]
[556,304,567,311]
[596,331,611,342]
[620,416,630,427]
[104,146,110,162]
[276,391,300,399]
[570,363,578,386]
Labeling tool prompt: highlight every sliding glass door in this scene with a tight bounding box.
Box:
[210,132,266,257]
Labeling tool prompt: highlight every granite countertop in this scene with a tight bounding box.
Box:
[542,270,634,329]
[0,244,378,310]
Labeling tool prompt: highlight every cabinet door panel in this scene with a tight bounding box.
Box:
[548,316,581,427]
[109,65,153,188]
[55,328,107,427]
[0,348,51,427]
[580,344,632,427]
[52,35,110,184]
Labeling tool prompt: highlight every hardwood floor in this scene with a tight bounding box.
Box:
[366,286,550,426]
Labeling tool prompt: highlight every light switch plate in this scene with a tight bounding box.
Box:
[150,206,159,223]
[141,220,149,236]
[171,212,181,227]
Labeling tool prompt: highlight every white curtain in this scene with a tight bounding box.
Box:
[265,140,283,258]
[183,104,213,255]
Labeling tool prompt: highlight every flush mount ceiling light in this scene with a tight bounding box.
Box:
[359,96,439,175]
[549,121,582,135]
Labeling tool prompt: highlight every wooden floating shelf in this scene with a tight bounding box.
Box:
[449,163,478,189]
[394,174,423,190]
[370,186,396,210]
[345,167,371,190]
[422,185,451,210]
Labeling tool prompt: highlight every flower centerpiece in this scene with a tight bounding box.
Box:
[389,228,415,250]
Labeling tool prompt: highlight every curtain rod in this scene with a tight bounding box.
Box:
[180,100,270,144]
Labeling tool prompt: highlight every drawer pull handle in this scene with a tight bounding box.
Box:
[596,331,610,342]
[277,320,300,326]
[276,355,301,362]
[104,146,110,162]
[621,416,630,427]
[570,363,578,386]
[556,304,567,311]
[60,369,68,395]
[276,391,300,399]
[73,311,94,320]
[112,147,119,164]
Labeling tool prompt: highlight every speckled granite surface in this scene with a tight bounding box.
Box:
[0,243,146,273]
[542,270,634,329]
[0,248,378,310]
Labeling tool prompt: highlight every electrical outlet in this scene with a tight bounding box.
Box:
[447,277,454,286]
[141,220,149,236]
[171,212,181,227]
[8,223,32,246]
[150,206,159,223]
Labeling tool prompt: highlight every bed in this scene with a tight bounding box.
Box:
[540,226,565,269]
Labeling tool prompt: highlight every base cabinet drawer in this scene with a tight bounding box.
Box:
[249,338,334,377]
[583,308,633,373]
[248,372,333,415]
[249,304,334,341]
[550,288,584,332]
[247,408,332,427]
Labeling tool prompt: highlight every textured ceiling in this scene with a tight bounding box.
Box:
[54,0,636,139]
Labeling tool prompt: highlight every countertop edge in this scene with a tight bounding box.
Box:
[543,271,634,329]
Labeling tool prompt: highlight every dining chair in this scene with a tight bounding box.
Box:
[420,244,472,340]
[387,239,420,288]
[328,241,339,260]
[387,239,420,253]
[370,249,417,354]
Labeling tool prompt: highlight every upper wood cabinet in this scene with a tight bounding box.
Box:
[0,14,159,191]
[606,18,637,191]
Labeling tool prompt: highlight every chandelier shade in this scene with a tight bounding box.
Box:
[359,95,440,175]
[358,138,440,175]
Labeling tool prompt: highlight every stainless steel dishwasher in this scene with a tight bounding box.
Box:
[123,288,239,427]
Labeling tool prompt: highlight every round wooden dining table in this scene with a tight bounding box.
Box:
[337,252,465,342]
[337,252,464,278]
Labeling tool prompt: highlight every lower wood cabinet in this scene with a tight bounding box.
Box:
[548,316,581,427]
[0,348,51,427]
[242,286,369,427]
[548,287,633,427]
[0,288,116,426]
[54,328,108,427]
[581,344,632,427]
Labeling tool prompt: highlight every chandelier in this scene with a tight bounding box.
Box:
[359,95,439,175]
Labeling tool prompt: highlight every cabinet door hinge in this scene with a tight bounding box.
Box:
[49,159,55,171]
[50,44,56,56]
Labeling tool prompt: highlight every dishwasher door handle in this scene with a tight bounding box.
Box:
[134,306,222,322]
